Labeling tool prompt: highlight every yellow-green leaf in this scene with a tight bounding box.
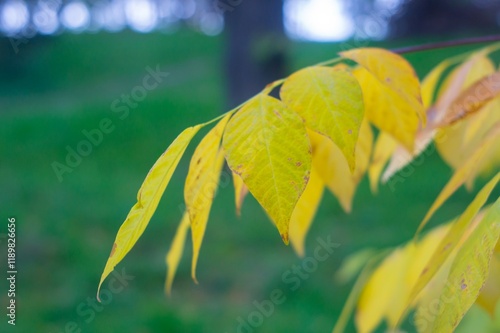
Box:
[309,119,372,213]
[476,255,500,316]
[165,211,190,295]
[430,198,500,332]
[97,125,201,299]
[341,47,425,126]
[232,172,248,216]
[222,94,312,244]
[368,132,398,193]
[353,67,419,151]
[185,116,229,282]
[418,124,500,235]
[356,224,450,333]
[289,166,324,257]
[421,59,454,108]
[406,173,500,319]
[280,66,364,170]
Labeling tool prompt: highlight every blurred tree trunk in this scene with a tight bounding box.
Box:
[222,0,288,108]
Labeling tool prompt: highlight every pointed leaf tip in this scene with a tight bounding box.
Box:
[97,125,201,296]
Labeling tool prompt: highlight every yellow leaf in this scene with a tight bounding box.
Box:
[356,224,450,333]
[439,71,500,127]
[353,67,419,151]
[97,125,201,299]
[368,132,398,193]
[165,211,190,295]
[430,198,500,332]
[406,174,500,320]
[310,120,372,213]
[232,172,248,216]
[289,166,324,257]
[418,124,500,235]
[341,47,425,126]
[280,66,364,170]
[222,94,312,244]
[476,255,500,316]
[185,116,230,281]
[421,59,454,108]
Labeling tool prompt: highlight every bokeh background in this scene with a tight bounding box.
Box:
[1,0,500,332]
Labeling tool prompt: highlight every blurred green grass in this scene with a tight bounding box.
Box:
[0,30,497,333]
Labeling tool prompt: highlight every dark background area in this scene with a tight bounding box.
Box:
[0,0,499,332]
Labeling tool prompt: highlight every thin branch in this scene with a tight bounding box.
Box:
[392,34,500,54]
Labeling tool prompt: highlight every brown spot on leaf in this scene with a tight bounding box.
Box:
[460,279,467,290]
[110,243,117,257]
[273,109,282,118]
[347,129,353,135]
[385,77,392,83]
[442,242,452,252]
[296,161,302,167]
[197,158,202,165]
[281,232,289,244]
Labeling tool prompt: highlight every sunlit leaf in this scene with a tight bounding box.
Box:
[222,94,312,244]
[185,116,230,281]
[280,66,364,170]
[353,66,419,151]
[310,120,372,213]
[289,166,324,257]
[341,47,425,126]
[430,199,500,332]
[98,125,202,299]
[165,211,190,295]
[439,70,500,126]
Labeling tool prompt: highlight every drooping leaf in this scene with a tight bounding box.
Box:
[341,47,425,126]
[430,199,500,332]
[405,174,500,320]
[280,66,364,170]
[417,124,500,235]
[289,166,324,257]
[368,132,398,193]
[355,224,450,333]
[185,116,230,282]
[97,125,201,299]
[165,211,190,295]
[309,120,372,213]
[232,171,248,216]
[382,54,496,183]
[353,67,420,151]
[222,94,312,244]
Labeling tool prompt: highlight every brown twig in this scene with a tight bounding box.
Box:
[392,34,500,54]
